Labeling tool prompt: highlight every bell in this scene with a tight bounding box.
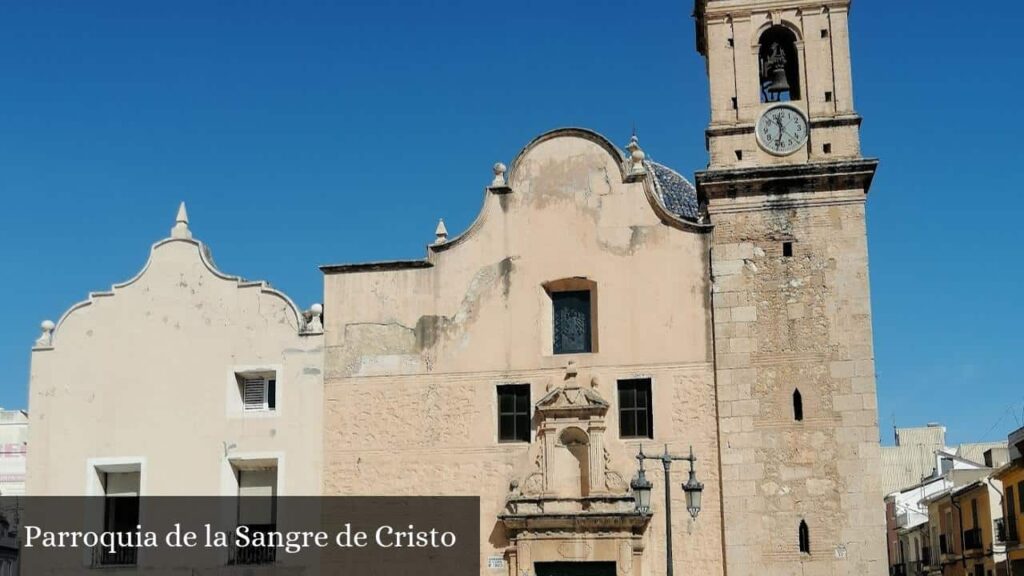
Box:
[764,66,790,96]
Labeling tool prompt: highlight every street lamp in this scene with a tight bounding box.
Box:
[682,446,704,520]
[630,459,653,514]
[632,444,703,576]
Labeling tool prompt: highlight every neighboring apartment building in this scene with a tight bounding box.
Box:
[0,410,27,496]
[994,426,1024,576]
[25,207,324,566]
[883,423,1010,576]
[923,478,1007,576]
[25,0,890,574]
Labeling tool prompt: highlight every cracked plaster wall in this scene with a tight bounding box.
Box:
[323,134,722,576]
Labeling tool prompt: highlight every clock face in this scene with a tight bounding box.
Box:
[756,104,808,155]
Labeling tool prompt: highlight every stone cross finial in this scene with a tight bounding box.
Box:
[434,219,448,244]
[626,135,647,181]
[171,202,192,239]
[35,320,55,348]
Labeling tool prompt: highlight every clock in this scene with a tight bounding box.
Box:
[756,104,808,156]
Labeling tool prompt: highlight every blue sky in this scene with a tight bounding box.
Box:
[1,1,1022,446]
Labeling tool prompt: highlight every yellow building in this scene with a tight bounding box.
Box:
[994,426,1024,576]
[925,477,1008,576]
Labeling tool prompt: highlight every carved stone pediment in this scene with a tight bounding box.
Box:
[535,385,609,417]
[501,381,646,535]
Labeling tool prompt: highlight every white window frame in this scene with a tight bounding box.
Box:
[228,366,282,417]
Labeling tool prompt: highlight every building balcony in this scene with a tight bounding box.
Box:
[228,524,277,566]
[963,527,983,551]
[92,544,137,568]
[906,560,928,576]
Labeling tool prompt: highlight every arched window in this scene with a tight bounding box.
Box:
[799,520,811,554]
[759,26,801,102]
[793,389,804,422]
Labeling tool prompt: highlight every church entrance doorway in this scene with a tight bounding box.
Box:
[535,561,616,576]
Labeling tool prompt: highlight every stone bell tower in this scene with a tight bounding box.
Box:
[693,1,887,575]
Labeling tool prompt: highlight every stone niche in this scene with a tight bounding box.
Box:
[499,371,650,576]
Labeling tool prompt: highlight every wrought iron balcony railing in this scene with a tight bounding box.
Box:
[228,523,277,566]
[92,544,138,567]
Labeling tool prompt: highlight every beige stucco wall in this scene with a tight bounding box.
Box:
[322,130,723,576]
[26,223,324,496]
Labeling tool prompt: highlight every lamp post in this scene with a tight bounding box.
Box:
[631,444,704,576]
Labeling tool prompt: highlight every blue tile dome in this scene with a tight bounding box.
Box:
[645,160,701,221]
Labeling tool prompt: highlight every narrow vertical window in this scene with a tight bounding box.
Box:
[497,384,531,443]
[783,242,794,257]
[552,290,592,355]
[234,466,278,566]
[1007,485,1018,542]
[618,379,654,439]
[793,389,804,421]
[799,520,811,554]
[97,471,140,567]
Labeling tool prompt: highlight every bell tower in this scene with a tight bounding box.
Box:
[695,0,864,168]
[694,1,887,576]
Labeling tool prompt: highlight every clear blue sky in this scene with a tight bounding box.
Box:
[1,1,1022,446]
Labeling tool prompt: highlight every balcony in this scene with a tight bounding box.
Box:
[92,544,138,567]
[228,524,277,566]
[906,560,927,576]
[963,527,983,551]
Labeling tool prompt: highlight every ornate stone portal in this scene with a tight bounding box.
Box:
[500,370,650,576]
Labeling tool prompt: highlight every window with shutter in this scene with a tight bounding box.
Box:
[241,377,276,411]
[243,379,267,411]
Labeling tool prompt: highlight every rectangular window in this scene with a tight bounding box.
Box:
[241,376,276,411]
[552,291,592,355]
[618,379,653,439]
[497,385,531,443]
[233,466,278,566]
[97,472,140,567]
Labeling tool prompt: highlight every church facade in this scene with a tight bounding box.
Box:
[25,0,887,575]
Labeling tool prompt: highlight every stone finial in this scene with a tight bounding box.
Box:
[35,320,55,348]
[302,303,324,334]
[171,202,192,239]
[491,163,507,187]
[488,162,512,193]
[625,134,647,181]
[434,219,448,244]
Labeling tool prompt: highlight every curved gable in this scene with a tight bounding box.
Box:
[41,210,308,351]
